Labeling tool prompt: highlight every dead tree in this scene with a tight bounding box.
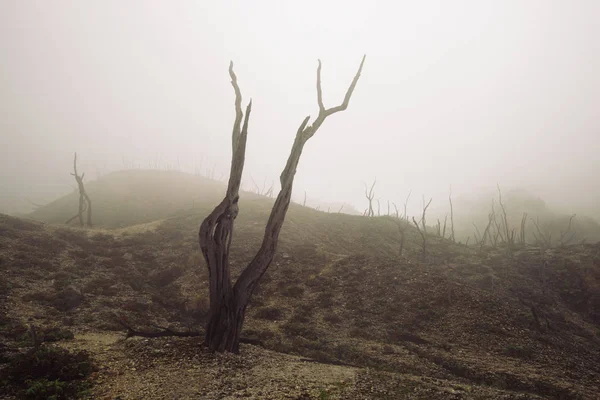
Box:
[364,180,376,217]
[558,214,577,247]
[412,216,427,261]
[480,211,494,251]
[390,203,408,257]
[442,215,448,239]
[497,185,515,251]
[449,188,455,242]
[473,223,482,246]
[531,217,552,248]
[403,190,411,221]
[519,212,528,246]
[199,57,365,353]
[396,216,410,257]
[421,197,432,235]
[303,191,307,207]
[65,152,92,228]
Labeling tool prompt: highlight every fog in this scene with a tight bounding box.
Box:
[1,1,599,219]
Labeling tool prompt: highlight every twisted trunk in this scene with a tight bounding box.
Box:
[200,57,365,353]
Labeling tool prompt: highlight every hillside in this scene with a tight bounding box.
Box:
[1,172,600,399]
[26,170,228,228]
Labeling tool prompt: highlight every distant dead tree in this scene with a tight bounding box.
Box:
[396,216,410,257]
[519,212,528,246]
[497,185,515,251]
[480,211,494,250]
[199,57,365,353]
[65,152,92,228]
[364,179,376,217]
[376,199,381,216]
[531,217,552,248]
[442,215,448,239]
[412,216,427,261]
[558,214,577,247]
[449,188,455,242]
[403,190,411,221]
[303,191,307,207]
[473,223,482,246]
[390,202,409,256]
[420,197,432,235]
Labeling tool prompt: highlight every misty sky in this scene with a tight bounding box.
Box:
[1,1,599,217]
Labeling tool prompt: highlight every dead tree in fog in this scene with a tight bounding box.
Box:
[558,214,577,247]
[412,216,427,261]
[392,202,399,218]
[497,184,515,250]
[449,189,455,242]
[473,223,482,246]
[65,152,92,228]
[303,191,307,207]
[364,180,376,217]
[479,211,494,251]
[420,197,432,235]
[396,216,410,257]
[491,200,504,245]
[436,219,442,237]
[519,212,528,246]
[377,199,381,216]
[199,57,365,353]
[531,217,552,248]
[403,190,411,221]
[265,181,274,198]
[442,215,448,239]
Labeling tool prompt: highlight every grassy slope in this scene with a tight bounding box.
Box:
[27,170,228,228]
[3,170,600,399]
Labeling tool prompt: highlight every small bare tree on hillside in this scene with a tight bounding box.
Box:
[412,216,427,261]
[199,57,365,353]
[65,152,92,228]
[364,180,376,217]
[449,188,455,242]
[558,214,577,247]
[420,197,432,235]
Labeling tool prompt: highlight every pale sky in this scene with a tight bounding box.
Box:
[1,1,599,217]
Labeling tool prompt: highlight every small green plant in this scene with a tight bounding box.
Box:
[1,345,94,399]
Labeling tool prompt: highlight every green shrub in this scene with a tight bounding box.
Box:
[1,345,94,399]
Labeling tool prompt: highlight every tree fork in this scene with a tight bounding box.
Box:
[199,57,365,353]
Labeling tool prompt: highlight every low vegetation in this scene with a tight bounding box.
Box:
[2,173,600,398]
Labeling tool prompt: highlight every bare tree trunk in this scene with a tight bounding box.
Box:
[403,190,411,221]
[497,184,514,253]
[442,215,448,239]
[66,152,92,228]
[519,212,528,246]
[364,180,376,217]
[200,57,365,353]
[449,189,455,242]
[412,216,427,261]
[421,197,432,235]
